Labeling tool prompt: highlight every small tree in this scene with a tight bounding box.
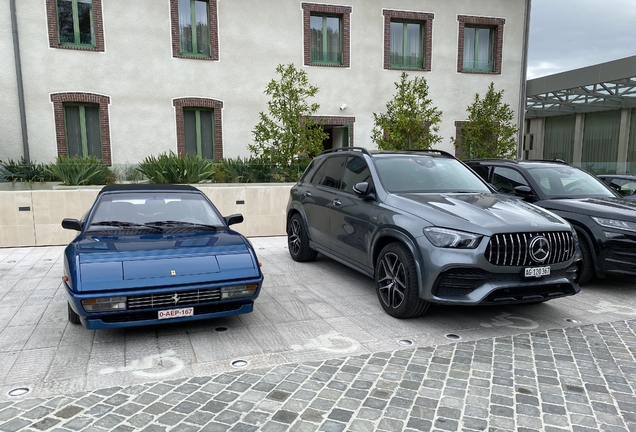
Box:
[453,82,518,159]
[371,72,442,150]
[249,63,328,166]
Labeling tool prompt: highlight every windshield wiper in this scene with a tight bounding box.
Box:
[89,221,163,231]
[145,221,219,230]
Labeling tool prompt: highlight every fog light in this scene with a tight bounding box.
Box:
[221,284,257,299]
[604,231,624,239]
[82,297,127,312]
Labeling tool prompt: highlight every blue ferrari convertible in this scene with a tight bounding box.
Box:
[61,184,264,329]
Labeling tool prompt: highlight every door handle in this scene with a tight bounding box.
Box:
[332,199,341,206]
[303,191,312,197]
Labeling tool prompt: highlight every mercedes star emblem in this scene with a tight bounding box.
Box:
[529,236,550,263]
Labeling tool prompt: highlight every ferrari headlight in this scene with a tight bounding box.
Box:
[82,297,127,312]
[591,217,636,233]
[423,227,483,249]
[221,284,258,299]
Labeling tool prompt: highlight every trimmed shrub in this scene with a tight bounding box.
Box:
[136,151,216,184]
[1,157,59,182]
[49,156,115,186]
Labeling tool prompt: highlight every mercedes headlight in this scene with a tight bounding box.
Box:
[591,217,636,233]
[423,227,483,249]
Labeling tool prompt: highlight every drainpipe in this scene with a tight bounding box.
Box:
[10,0,30,164]
[517,0,532,159]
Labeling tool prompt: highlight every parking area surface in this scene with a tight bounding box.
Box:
[1,237,636,431]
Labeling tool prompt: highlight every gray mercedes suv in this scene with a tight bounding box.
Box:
[286,148,581,319]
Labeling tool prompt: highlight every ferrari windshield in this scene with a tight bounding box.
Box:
[374,155,491,193]
[525,166,618,199]
[87,192,225,228]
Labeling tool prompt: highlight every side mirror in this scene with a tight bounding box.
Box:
[514,185,536,201]
[353,182,375,200]
[62,218,82,231]
[225,214,244,226]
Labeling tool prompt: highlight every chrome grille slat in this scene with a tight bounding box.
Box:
[486,231,574,266]
[128,288,222,309]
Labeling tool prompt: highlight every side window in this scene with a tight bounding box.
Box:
[341,156,371,194]
[311,156,346,189]
[492,167,528,194]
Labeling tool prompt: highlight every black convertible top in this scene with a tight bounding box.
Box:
[98,184,200,194]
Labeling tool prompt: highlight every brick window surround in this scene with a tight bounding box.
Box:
[302,3,352,68]
[457,15,505,74]
[45,0,105,51]
[309,116,356,146]
[170,0,219,60]
[173,98,223,160]
[51,93,111,164]
[383,10,434,72]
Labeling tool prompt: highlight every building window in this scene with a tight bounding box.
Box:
[383,10,433,71]
[51,93,111,164]
[302,3,351,68]
[170,0,218,60]
[174,98,223,160]
[64,104,102,158]
[46,0,104,51]
[184,109,214,158]
[457,15,505,74]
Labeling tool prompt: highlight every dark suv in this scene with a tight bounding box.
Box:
[466,159,636,283]
[286,148,580,319]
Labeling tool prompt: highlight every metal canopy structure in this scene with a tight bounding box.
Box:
[526,55,636,118]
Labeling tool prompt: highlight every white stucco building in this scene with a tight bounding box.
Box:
[1,0,529,168]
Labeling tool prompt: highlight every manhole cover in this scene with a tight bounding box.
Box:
[231,360,248,368]
[446,334,461,340]
[215,327,228,332]
[8,387,29,397]
[397,339,413,346]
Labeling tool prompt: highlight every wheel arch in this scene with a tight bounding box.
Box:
[371,228,425,293]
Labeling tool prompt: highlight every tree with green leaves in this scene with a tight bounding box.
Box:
[453,82,518,159]
[371,72,442,150]
[249,63,328,166]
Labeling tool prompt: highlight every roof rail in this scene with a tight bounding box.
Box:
[385,148,455,158]
[523,158,569,164]
[319,147,373,156]
[465,158,519,164]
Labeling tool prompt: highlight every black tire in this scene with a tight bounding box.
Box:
[577,238,594,284]
[288,214,318,262]
[68,302,81,324]
[375,243,429,319]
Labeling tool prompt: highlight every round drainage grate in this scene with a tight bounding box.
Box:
[7,261,15,264]
[565,318,581,324]
[215,327,228,332]
[397,339,413,346]
[8,387,29,397]
[231,360,248,368]
[446,334,461,340]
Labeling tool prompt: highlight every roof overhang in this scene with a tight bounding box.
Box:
[526,56,636,118]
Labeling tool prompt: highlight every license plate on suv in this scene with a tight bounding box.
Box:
[158,307,194,320]
[524,266,550,278]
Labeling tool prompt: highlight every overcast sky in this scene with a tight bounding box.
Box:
[528,0,636,79]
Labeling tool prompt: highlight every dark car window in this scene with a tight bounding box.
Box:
[374,155,491,193]
[310,155,347,189]
[526,166,617,198]
[492,167,529,193]
[342,156,371,194]
[606,178,636,196]
[470,164,490,181]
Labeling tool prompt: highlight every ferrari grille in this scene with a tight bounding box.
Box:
[128,288,222,309]
[485,231,574,266]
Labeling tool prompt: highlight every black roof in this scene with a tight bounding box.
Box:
[98,184,200,194]
[319,147,455,159]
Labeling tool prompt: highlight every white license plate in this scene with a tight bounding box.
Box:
[158,307,193,320]
[524,266,551,278]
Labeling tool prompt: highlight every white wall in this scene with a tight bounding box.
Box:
[7,0,526,165]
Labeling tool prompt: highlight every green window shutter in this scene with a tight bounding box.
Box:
[199,110,214,159]
[64,104,102,158]
[84,105,102,159]
[184,110,198,155]
[64,105,83,157]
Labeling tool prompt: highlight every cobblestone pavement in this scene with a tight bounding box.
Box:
[1,319,636,431]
